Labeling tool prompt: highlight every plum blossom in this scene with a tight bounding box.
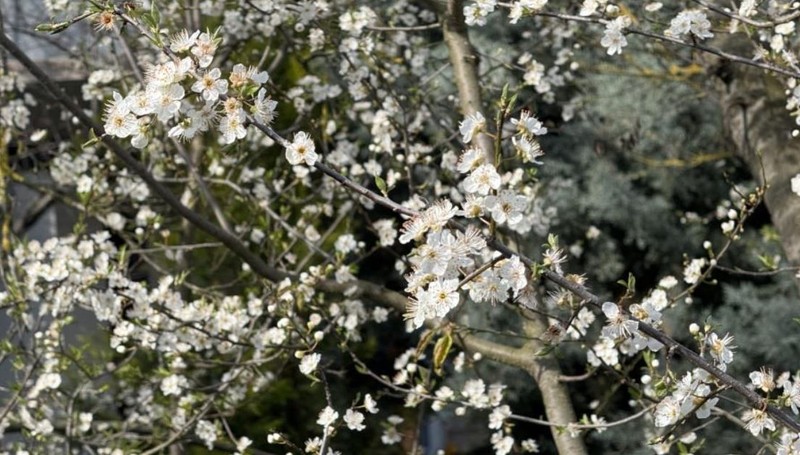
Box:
[285,131,318,166]
[191,68,228,101]
[509,0,548,24]
[791,174,800,196]
[601,17,629,55]
[169,29,200,53]
[743,408,776,436]
[317,406,339,428]
[683,258,707,284]
[463,164,502,195]
[459,111,486,144]
[192,31,218,67]
[299,352,321,375]
[601,302,639,340]
[104,92,137,138]
[344,409,366,431]
[706,332,735,367]
[195,420,217,449]
[161,374,188,396]
[489,405,511,429]
[484,190,528,225]
[491,431,515,455]
[654,396,682,427]
[511,110,547,137]
[666,10,713,39]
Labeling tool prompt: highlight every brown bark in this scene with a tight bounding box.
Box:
[522,313,588,455]
[438,0,496,164]
[715,61,800,267]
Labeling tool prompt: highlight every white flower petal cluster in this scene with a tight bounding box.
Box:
[587,338,619,367]
[683,257,707,284]
[195,420,217,450]
[654,370,718,427]
[463,164,501,195]
[485,190,529,225]
[344,409,365,431]
[601,16,630,56]
[665,10,713,40]
[317,406,339,428]
[600,302,639,340]
[511,110,548,137]
[488,405,512,429]
[464,0,497,26]
[791,174,800,197]
[491,430,515,455]
[299,352,321,375]
[509,0,548,24]
[160,374,189,396]
[285,131,319,166]
[706,332,735,369]
[459,111,486,143]
[102,29,276,148]
[398,200,459,244]
[743,408,776,436]
[381,415,404,445]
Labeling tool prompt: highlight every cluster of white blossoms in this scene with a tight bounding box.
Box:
[653,369,718,427]
[600,16,630,56]
[0,231,384,449]
[664,10,713,39]
[0,74,34,133]
[459,111,542,231]
[464,0,497,26]
[683,257,707,285]
[588,279,676,368]
[103,29,275,148]
[396,109,555,327]
[465,0,549,25]
[508,0,549,24]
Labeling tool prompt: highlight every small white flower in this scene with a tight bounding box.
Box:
[791,174,800,196]
[252,88,278,125]
[666,10,713,40]
[78,412,93,433]
[317,406,339,428]
[195,420,217,450]
[521,438,540,453]
[285,131,318,166]
[654,396,682,427]
[601,25,627,56]
[344,409,366,431]
[170,29,200,53]
[161,374,188,396]
[511,110,547,137]
[463,164,501,195]
[299,352,321,375]
[191,32,218,68]
[488,405,511,429]
[364,394,379,414]
[219,113,247,145]
[743,408,776,436]
[683,258,707,284]
[459,111,486,144]
[706,332,735,366]
[191,68,228,101]
[601,302,638,340]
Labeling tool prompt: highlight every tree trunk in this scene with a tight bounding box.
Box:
[522,313,588,455]
[715,63,800,269]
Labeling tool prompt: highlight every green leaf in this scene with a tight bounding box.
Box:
[35,22,71,34]
[415,329,435,358]
[82,129,100,149]
[432,332,453,375]
[374,175,388,197]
